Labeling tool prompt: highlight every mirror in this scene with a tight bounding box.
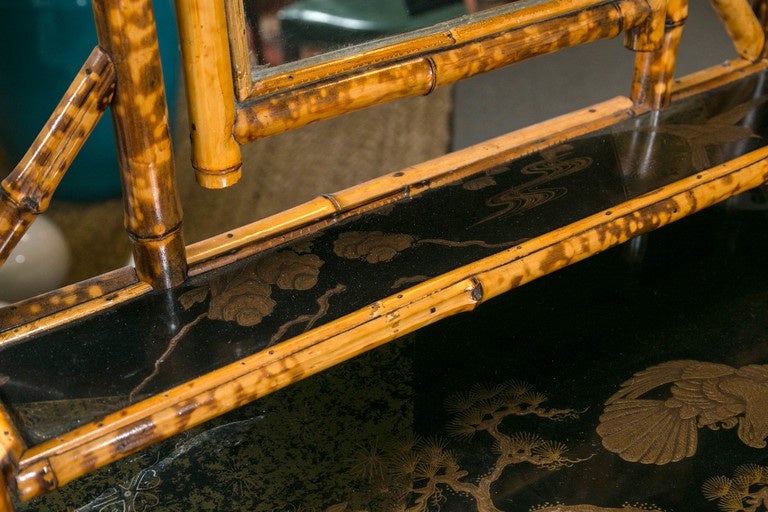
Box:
[239,0,511,72]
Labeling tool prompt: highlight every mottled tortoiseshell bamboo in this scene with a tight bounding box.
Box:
[92,0,187,289]
[0,47,115,267]
[15,139,768,502]
[224,0,252,102]
[624,0,665,51]
[175,0,243,189]
[709,0,766,61]
[0,402,25,511]
[631,0,688,111]
[232,0,655,142]
[0,268,147,346]
[13,68,768,498]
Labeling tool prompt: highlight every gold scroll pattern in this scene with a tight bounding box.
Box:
[473,145,593,226]
[597,360,768,465]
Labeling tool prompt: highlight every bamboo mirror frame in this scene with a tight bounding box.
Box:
[184,0,670,190]
[1,0,768,508]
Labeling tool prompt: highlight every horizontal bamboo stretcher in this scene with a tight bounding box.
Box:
[1,59,768,501]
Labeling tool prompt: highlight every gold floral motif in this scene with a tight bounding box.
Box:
[333,231,416,263]
[597,360,768,465]
[256,251,324,291]
[179,250,324,327]
[208,270,276,327]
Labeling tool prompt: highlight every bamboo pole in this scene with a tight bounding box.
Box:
[92,0,187,289]
[631,0,688,111]
[224,0,253,102]
[710,0,766,61]
[14,142,768,501]
[0,402,26,511]
[0,47,115,267]
[234,0,652,142]
[175,0,243,188]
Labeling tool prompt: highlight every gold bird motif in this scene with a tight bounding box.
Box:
[597,360,768,465]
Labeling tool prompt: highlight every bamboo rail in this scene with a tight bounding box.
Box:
[233,0,655,142]
[92,0,187,289]
[175,0,243,188]
[0,47,115,267]
[0,97,634,344]
[14,140,768,501]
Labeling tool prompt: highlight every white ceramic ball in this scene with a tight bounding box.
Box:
[0,216,70,303]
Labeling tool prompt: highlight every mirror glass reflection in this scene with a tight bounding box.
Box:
[242,0,511,69]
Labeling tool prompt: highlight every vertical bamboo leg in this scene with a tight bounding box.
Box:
[0,403,26,512]
[630,0,688,111]
[710,0,766,61]
[0,47,115,267]
[92,0,187,289]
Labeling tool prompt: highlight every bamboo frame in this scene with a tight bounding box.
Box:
[710,0,766,61]
[175,0,243,188]
[224,0,253,102]
[0,47,115,267]
[92,0,187,289]
[232,0,655,142]
[630,0,688,110]
[1,1,768,508]
[14,133,768,502]
[0,403,24,511]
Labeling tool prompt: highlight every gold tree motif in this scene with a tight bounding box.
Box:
[702,464,768,512]
[597,361,768,465]
[353,381,587,512]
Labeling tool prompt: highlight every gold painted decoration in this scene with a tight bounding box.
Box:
[474,145,594,226]
[351,381,589,511]
[129,249,325,401]
[530,504,665,512]
[333,231,415,264]
[702,464,768,511]
[333,231,521,264]
[597,360,768,464]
